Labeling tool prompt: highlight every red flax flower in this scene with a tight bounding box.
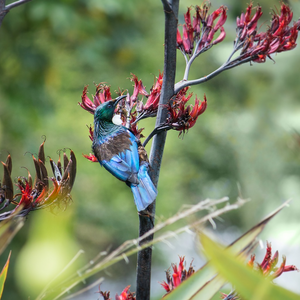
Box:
[79,83,113,114]
[221,241,298,300]
[235,2,300,63]
[0,141,76,220]
[166,88,207,135]
[177,3,227,56]
[141,72,163,117]
[249,241,298,279]
[99,286,135,300]
[161,256,195,295]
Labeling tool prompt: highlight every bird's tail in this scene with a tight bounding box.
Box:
[130,164,157,212]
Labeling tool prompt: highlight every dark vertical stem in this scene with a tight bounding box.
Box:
[135,1,179,299]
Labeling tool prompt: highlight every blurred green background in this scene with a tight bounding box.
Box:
[1,0,300,299]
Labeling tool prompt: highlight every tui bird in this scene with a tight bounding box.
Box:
[92,95,157,211]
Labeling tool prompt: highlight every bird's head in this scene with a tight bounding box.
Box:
[94,95,126,122]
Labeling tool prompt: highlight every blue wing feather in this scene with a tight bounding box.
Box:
[97,128,157,211]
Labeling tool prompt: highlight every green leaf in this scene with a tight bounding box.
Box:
[0,251,11,299]
[164,201,290,300]
[201,234,300,300]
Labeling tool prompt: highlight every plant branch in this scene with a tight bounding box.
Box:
[174,56,253,94]
[136,1,179,299]
[0,0,32,28]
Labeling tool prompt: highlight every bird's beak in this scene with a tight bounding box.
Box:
[113,95,127,107]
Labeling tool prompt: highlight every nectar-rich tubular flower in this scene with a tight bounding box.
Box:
[249,241,298,278]
[177,3,227,56]
[221,241,298,299]
[161,256,195,295]
[249,241,298,279]
[98,285,136,300]
[234,2,300,63]
[79,83,113,114]
[137,72,163,120]
[0,141,76,220]
[165,88,207,135]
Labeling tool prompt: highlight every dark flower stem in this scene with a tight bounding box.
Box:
[135,1,179,299]
[175,55,253,94]
[0,0,32,28]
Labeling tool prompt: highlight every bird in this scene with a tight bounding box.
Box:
[92,95,157,212]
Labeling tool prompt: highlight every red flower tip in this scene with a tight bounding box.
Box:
[98,286,135,300]
[115,285,135,300]
[247,254,255,268]
[161,256,195,295]
[177,5,227,55]
[247,241,298,281]
[130,74,149,102]
[82,153,98,162]
[143,72,163,113]
[79,84,113,114]
[165,89,207,135]
[235,2,299,63]
[79,86,96,114]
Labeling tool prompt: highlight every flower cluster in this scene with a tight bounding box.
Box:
[79,73,163,123]
[221,241,298,300]
[79,83,113,114]
[235,2,300,63]
[79,74,162,139]
[80,73,207,152]
[177,3,227,56]
[161,256,195,294]
[165,88,207,135]
[99,285,135,300]
[247,241,298,279]
[0,141,76,220]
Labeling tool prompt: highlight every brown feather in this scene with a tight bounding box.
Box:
[93,131,132,162]
[137,141,149,163]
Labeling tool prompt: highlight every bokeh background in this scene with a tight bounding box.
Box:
[1,0,300,299]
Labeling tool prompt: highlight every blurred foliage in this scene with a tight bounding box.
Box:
[1,0,300,299]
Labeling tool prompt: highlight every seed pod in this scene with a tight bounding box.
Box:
[38,141,45,164]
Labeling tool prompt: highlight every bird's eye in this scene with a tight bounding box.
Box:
[107,104,112,108]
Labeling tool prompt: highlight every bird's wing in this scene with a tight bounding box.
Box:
[100,130,140,183]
